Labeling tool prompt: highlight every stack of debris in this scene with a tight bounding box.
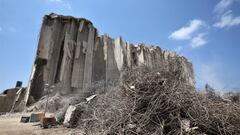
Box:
[63,95,97,128]
[63,105,82,128]
[20,112,58,128]
[75,65,240,135]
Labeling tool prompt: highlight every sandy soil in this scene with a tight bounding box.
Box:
[0,114,69,135]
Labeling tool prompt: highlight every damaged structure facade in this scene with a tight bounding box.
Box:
[0,82,26,113]
[2,14,195,111]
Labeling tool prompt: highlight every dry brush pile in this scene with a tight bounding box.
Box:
[77,58,240,135]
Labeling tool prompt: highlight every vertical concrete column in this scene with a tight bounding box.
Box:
[71,20,89,89]
[83,24,95,89]
[151,47,163,69]
[103,35,108,84]
[145,47,153,69]
[47,19,67,85]
[92,37,106,83]
[114,37,124,71]
[59,20,78,94]
[138,46,145,65]
[105,36,120,85]
[126,42,132,68]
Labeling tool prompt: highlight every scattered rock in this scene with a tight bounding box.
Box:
[63,105,83,128]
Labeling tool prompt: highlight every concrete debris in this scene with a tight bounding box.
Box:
[63,106,76,127]
[181,119,199,133]
[27,94,80,113]
[85,94,96,102]
[181,119,190,132]
[130,86,135,89]
[63,105,82,128]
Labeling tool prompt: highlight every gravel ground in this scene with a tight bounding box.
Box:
[0,113,69,135]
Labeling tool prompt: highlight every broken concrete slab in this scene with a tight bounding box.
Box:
[63,105,76,127]
[63,105,82,128]
[86,94,96,102]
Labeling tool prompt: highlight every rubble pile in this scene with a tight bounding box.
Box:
[75,61,240,135]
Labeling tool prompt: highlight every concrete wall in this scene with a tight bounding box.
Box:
[25,13,195,103]
[0,88,17,112]
[0,87,27,113]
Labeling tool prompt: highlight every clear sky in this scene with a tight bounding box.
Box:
[0,0,240,92]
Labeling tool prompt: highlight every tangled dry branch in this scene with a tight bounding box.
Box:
[77,58,240,135]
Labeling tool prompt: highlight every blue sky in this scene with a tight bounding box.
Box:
[0,0,240,92]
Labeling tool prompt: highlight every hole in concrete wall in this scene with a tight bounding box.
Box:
[54,39,65,83]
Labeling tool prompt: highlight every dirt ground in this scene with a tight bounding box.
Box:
[0,114,70,135]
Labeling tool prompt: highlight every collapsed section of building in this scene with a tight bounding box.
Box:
[18,13,194,109]
[0,81,26,113]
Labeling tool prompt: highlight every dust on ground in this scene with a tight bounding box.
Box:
[0,114,69,135]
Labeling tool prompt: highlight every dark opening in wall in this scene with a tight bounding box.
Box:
[132,52,138,65]
[54,39,65,83]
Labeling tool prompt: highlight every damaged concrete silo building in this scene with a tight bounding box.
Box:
[23,13,195,106]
